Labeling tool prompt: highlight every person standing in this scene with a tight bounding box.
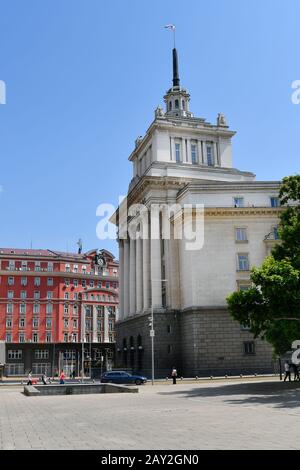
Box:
[60,370,65,384]
[283,362,291,382]
[291,363,300,381]
[27,370,33,386]
[171,367,177,385]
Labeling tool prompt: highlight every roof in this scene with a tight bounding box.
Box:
[0,248,117,262]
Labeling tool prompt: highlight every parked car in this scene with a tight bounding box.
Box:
[100,371,147,385]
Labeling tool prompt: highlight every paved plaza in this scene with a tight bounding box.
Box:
[0,378,300,450]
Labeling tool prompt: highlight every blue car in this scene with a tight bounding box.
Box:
[101,371,147,385]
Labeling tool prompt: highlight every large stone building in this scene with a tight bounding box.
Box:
[113,47,281,378]
[0,248,118,376]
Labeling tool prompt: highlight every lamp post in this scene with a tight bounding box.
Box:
[150,278,168,386]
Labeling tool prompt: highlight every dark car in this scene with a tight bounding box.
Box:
[101,371,147,385]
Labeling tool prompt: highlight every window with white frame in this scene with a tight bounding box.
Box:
[32,333,38,343]
[64,304,69,315]
[35,350,49,359]
[34,291,40,299]
[19,318,25,328]
[21,291,27,299]
[64,292,69,300]
[237,254,250,271]
[65,279,70,287]
[65,264,71,273]
[21,261,27,271]
[73,279,78,287]
[73,304,78,315]
[73,319,78,329]
[47,278,53,286]
[6,318,12,328]
[64,319,69,328]
[206,143,214,166]
[7,291,14,299]
[244,341,255,355]
[74,293,78,300]
[6,303,13,314]
[73,265,78,273]
[82,265,87,274]
[8,277,14,286]
[33,304,40,314]
[9,260,15,270]
[8,350,22,360]
[34,277,40,287]
[21,277,27,286]
[47,291,53,299]
[235,228,248,242]
[64,333,69,342]
[19,333,25,343]
[191,141,198,164]
[46,318,52,329]
[47,262,53,272]
[35,261,41,272]
[33,318,39,328]
[6,333,12,342]
[175,142,181,163]
[20,303,26,314]
[46,332,52,343]
[90,280,94,288]
[82,280,86,287]
[46,303,53,314]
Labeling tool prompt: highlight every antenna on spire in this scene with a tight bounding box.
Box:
[164,24,176,48]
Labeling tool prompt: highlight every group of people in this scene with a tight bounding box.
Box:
[284,361,300,381]
[26,369,75,386]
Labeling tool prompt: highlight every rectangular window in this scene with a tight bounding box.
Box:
[6,333,12,342]
[235,228,248,242]
[7,291,14,299]
[6,318,12,328]
[73,305,78,315]
[64,293,69,300]
[6,363,25,375]
[46,332,52,343]
[8,350,22,360]
[191,142,198,164]
[244,341,255,355]
[19,318,25,328]
[65,264,71,273]
[73,279,78,287]
[34,277,40,287]
[47,262,53,272]
[46,303,53,314]
[206,144,214,166]
[82,280,86,287]
[46,318,52,329]
[270,197,280,208]
[33,318,39,328]
[21,277,27,286]
[34,262,41,272]
[8,277,14,286]
[239,284,251,292]
[237,254,250,271]
[64,304,69,315]
[90,280,94,288]
[64,333,69,342]
[234,197,244,208]
[47,291,53,299]
[73,319,78,329]
[65,279,70,287]
[19,333,25,343]
[6,303,13,314]
[20,303,26,314]
[9,261,15,271]
[34,291,40,299]
[32,333,38,343]
[64,319,69,328]
[32,363,51,375]
[21,261,27,271]
[35,350,49,359]
[47,278,53,286]
[273,226,280,240]
[33,304,40,314]
[175,142,181,163]
[21,291,27,299]
[74,293,78,300]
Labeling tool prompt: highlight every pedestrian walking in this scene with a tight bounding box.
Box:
[41,373,47,385]
[27,370,33,386]
[171,367,177,385]
[59,370,65,384]
[283,362,291,382]
[291,363,300,381]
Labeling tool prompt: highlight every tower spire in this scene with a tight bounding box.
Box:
[172,48,180,88]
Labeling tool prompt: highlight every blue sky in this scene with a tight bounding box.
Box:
[0,0,299,258]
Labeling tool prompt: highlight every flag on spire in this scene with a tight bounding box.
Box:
[164,24,175,31]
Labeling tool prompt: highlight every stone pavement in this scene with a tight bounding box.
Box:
[0,378,300,450]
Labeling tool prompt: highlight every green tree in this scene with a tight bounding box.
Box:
[227,175,300,355]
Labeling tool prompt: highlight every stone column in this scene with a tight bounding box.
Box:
[143,235,150,311]
[136,235,143,313]
[104,306,109,343]
[118,240,124,321]
[202,141,207,164]
[129,237,136,315]
[92,305,98,343]
[213,142,218,166]
[123,239,130,318]
[150,207,162,308]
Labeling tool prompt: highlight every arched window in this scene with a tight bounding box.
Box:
[169,101,172,111]
[175,99,179,108]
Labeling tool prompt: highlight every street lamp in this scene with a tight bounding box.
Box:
[150,278,168,386]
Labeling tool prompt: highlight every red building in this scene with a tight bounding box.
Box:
[0,248,119,376]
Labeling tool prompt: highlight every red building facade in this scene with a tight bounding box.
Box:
[0,248,118,376]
